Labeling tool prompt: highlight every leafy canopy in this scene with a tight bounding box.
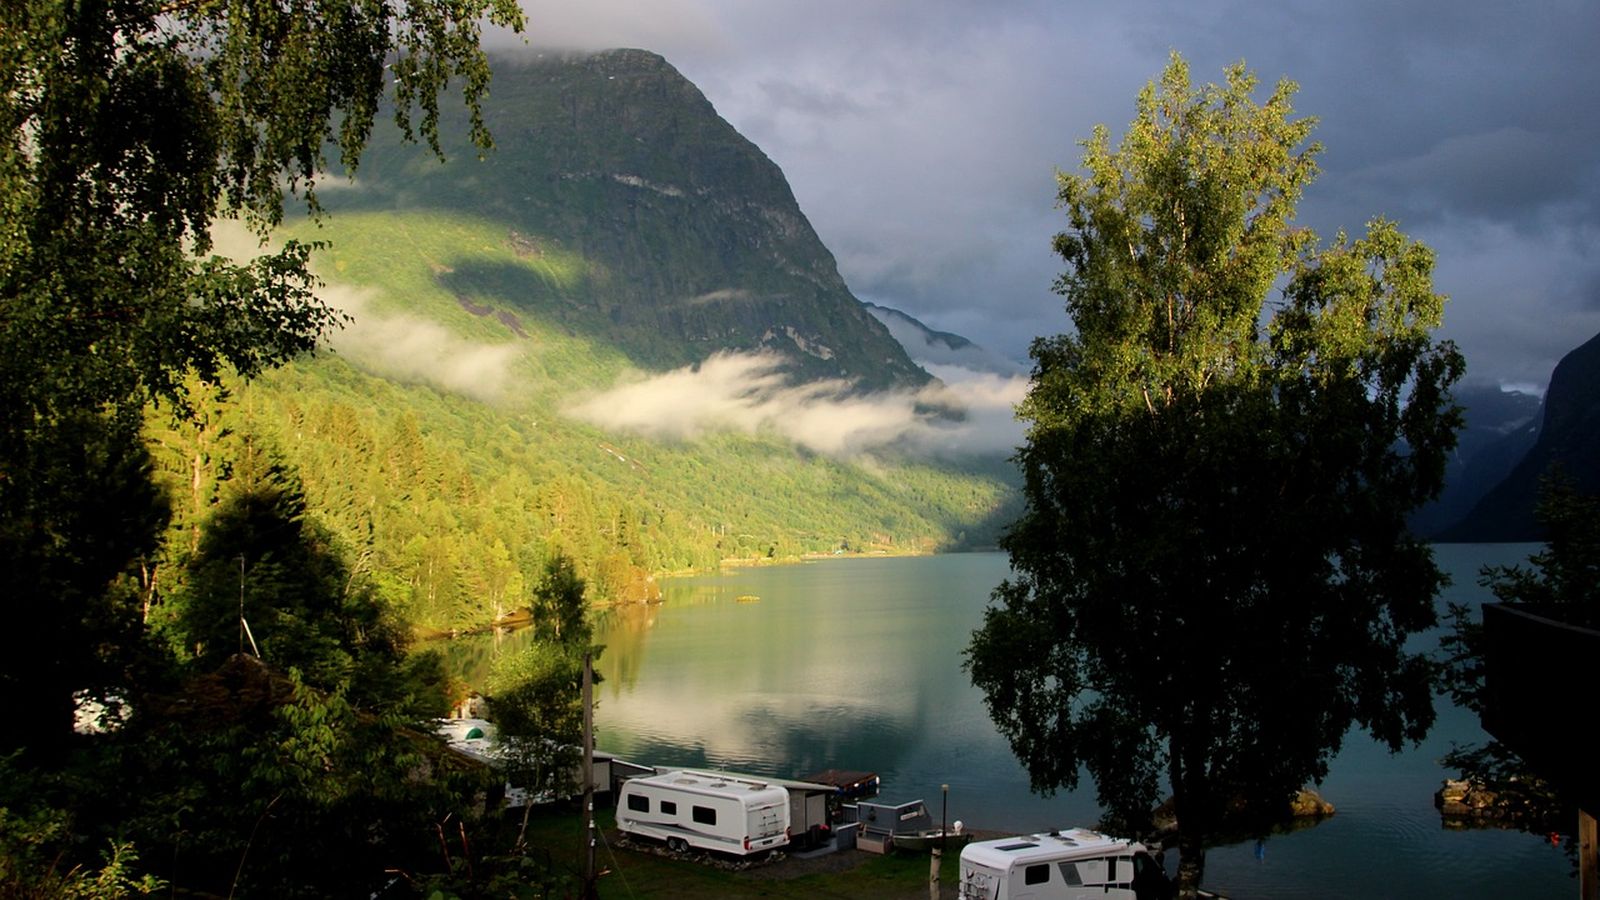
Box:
[967,53,1463,894]
[0,0,522,748]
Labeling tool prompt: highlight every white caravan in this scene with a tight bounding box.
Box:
[957,828,1172,900]
[616,769,790,856]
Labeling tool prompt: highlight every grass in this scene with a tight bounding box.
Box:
[517,805,960,899]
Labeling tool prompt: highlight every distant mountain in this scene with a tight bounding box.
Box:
[337,49,926,392]
[863,302,1024,376]
[1411,383,1542,537]
[1441,330,1600,541]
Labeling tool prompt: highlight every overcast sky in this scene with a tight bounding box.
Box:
[503,0,1600,392]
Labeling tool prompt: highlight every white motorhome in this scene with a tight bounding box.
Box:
[957,828,1172,900]
[616,769,791,856]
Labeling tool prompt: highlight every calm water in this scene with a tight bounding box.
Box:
[455,544,1575,898]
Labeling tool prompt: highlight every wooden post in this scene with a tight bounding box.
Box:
[583,651,597,900]
[1582,808,1597,900]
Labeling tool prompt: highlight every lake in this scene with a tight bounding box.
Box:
[455,544,1574,898]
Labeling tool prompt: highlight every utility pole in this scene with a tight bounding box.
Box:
[582,650,597,899]
[1582,808,1597,900]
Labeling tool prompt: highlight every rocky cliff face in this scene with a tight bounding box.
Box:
[339,49,927,391]
[1442,330,1600,541]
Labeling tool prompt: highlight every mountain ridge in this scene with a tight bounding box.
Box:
[333,48,927,392]
[1441,330,1600,541]
[188,49,1022,629]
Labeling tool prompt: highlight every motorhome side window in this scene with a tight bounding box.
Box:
[627,794,649,813]
[1076,856,1110,884]
[1059,861,1083,886]
[1024,864,1050,885]
[660,801,677,815]
[692,805,716,825]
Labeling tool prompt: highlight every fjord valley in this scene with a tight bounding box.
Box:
[9,11,1600,895]
[185,49,1020,633]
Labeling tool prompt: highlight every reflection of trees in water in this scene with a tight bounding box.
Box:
[595,602,658,692]
[432,598,660,695]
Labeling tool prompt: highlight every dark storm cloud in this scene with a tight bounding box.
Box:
[510,0,1600,388]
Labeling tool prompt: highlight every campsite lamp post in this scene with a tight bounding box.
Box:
[941,784,948,852]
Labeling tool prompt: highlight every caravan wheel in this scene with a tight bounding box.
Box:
[667,837,688,854]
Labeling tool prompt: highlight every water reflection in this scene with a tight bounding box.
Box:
[436,546,1572,898]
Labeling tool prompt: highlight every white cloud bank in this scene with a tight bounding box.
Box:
[565,351,1027,458]
[318,285,523,403]
[208,220,524,403]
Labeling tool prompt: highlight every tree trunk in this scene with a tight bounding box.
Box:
[1176,830,1207,899]
[1170,729,1210,899]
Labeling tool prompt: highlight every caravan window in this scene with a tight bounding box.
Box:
[1024,864,1050,885]
[1060,861,1083,886]
[1062,851,1113,883]
[692,805,717,825]
[627,794,649,813]
[661,801,677,815]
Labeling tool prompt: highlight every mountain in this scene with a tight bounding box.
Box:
[175,50,1019,631]
[332,49,925,392]
[863,302,1024,375]
[1442,330,1600,541]
[1411,383,1542,537]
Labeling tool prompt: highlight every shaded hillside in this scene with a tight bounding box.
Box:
[331,49,925,391]
[1411,383,1541,537]
[1443,330,1600,541]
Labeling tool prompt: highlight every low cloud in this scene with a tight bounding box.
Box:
[318,285,523,403]
[565,350,1026,458]
[209,220,525,402]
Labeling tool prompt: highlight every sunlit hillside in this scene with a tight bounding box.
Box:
[154,51,1023,631]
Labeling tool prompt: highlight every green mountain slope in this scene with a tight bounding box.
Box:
[324,48,925,391]
[162,50,1019,631]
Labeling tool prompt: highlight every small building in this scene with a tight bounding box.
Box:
[764,777,839,850]
[856,798,931,836]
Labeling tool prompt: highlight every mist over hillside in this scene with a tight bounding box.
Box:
[186,49,1023,629]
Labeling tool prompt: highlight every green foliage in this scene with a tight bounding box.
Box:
[967,53,1462,895]
[79,658,483,898]
[198,351,1014,631]
[1,0,522,754]
[73,442,472,896]
[487,641,588,804]
[0,408,170,747]
[1,752,167,899]
[528,556,592,645]
[487,554,597,816]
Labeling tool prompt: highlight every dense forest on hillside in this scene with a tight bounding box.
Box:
[143,348,1017,632]
[131,50,1025,633]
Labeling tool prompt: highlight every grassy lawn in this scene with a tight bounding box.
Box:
[518,805,959,899]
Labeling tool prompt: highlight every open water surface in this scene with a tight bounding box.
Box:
[457,544,1574,898]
